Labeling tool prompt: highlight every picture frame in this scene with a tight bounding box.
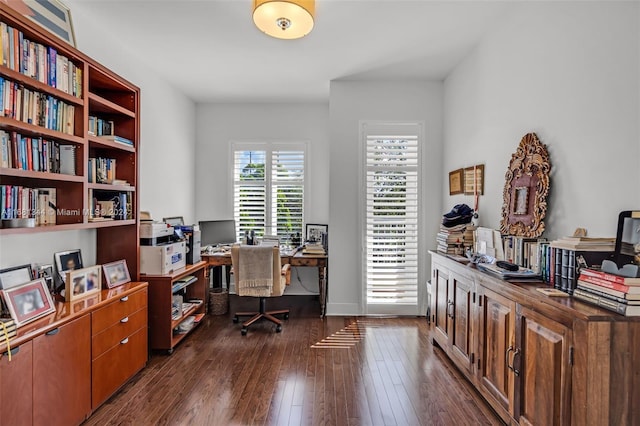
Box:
[0,264,33,290]
[65,265,101,301]
[54,249,83,287]
[463,165,485,195]
[102,260,131,289]
[7,0,76,47]
[2,278,56,327]
[305,223,328,243]
[448,169,464,195]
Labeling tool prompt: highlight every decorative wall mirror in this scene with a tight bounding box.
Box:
[500,132,551,237]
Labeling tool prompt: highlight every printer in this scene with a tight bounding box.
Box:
[140,221,186,274]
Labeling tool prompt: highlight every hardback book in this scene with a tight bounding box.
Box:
[58,144,76,175]
[580,268,640,286]
[577,274,640,295]
[97,134,133,146]
[573,288,640,316]
[576,282,640,303]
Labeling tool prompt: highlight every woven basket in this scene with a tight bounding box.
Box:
[209,288,228,315]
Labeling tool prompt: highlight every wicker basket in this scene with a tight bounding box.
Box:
[209,288,228,315]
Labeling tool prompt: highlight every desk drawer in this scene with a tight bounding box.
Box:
[92,307,147,359]
[92,327,147,409]
[92,288,147,335]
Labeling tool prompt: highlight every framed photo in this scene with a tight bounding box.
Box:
[65,265,101,301]
[7,0,76,47]
[448,169,464,195]
[2,278,56,327]
[305,223,328,243]
[0,264,33,290]
[54,249,83,287]
[102,260,131,289]
[463,165,485,195]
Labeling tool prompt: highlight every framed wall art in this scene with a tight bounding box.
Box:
[463,165,484,195]
[6,0,76,47]
[448,169,464,195]
[305,223,328,243]
[2,278,55,327]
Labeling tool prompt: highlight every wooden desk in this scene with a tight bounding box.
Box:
[202,251,328,317]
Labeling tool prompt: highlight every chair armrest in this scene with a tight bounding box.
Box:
[281,263,291,285]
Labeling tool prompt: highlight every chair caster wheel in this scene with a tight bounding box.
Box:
[233,316,239,323]
[241,328,248,336]
[284,313,289,320]
[275,324,282,333]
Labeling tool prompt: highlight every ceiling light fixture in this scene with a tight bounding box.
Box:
[253,0,315,40]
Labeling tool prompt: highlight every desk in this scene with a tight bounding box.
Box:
[202,251,328,317]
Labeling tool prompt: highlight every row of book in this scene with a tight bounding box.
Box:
[502,236,545,271]
[88,156,116,184]
[573,268,640,316]
[1,184,56,224]
[88,115,114,137]
[1,21,83,97]
[437,223,474,255]
[0,129,76,174]
[1,77,76,134]
[88,190,132,221]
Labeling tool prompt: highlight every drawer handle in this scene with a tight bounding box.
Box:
[45,328,60,336]
[120,296,129,302]
[120,337,129,345]
[2,346,19,357]
[120,317,129,323]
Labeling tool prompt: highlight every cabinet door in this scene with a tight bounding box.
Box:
[33,315,91,426]
[515,305,572,426]
[478,285,516,419]
[0,341,33,426]
[449,272,475,374]
[431,264,450,347]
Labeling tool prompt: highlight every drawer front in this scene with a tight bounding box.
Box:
[92,307,147,359]
[92,327,147,409]
[92,288,147,335]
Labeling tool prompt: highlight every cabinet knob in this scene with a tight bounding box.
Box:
[120,337,129,345]
[120,296,129,302]
[45,328,60,336]
[120,317,129,323]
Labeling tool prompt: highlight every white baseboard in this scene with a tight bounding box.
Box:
[325,302,361,316]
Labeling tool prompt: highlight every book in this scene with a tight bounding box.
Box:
[576,282,640,303]
[577,274,640,295]
[59,144,76,175]
[580,268,640,286]
[573,288,640,316]
[536,287,569,297]
[476,262,541,281]
[550,236,615,251]
[97,134,133,146]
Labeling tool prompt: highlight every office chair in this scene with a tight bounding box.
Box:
[231,244,291,335]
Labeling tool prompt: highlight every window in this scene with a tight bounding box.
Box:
[362,123,420,315]
[232,142,305,242]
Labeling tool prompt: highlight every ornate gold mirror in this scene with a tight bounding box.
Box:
[500,133,551,237]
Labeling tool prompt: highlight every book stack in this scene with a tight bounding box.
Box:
[0,318,16,341]
[302,242,325,255]
[436,224,474,255]
[574,268,640,316]
[549,236,616,251]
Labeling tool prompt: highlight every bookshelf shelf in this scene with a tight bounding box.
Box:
[0,167,84,181]
[88,182,135,191]
[88,135,135,152]
[0,116,85,143]
[88,92,136,118]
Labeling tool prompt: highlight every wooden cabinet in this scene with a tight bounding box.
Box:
[0,341,33,426]
[431,258,476,374]
[146,261,207,353]
[431,251,640,426]
[91,286,148,408]
[33,315,91,426]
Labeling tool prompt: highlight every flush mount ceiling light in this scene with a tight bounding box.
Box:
[253,0,315,40]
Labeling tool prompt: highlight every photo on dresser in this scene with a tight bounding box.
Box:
[2,278,55,327]
[102,260,131,289]
[65,265,101,301]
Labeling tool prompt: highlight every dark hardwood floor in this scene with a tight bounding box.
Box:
[84,295,503,426]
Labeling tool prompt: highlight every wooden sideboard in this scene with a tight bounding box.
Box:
[429,252,640,426]
[0,282,148,426]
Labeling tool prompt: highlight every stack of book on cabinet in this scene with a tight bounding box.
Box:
[549,237,614,294]
[574,269,640,316]
[436,224,474,255]
[302,242,325,255]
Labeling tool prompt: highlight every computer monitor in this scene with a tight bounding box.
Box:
[199,219,237,247]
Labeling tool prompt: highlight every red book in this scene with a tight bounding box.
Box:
[580,268,640,286]
[578,273,640,294]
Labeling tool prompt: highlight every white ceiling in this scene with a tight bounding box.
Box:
[68,0,512,103]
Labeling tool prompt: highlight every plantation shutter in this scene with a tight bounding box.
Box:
[233,143,305,242]
[364,126,420,314]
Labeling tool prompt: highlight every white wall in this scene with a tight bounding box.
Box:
[329,80,444,315]
[444,1,640,239]
[194,102,330,292]
[1,3,197,269]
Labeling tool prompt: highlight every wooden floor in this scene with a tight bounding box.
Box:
[84,296,503,426]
